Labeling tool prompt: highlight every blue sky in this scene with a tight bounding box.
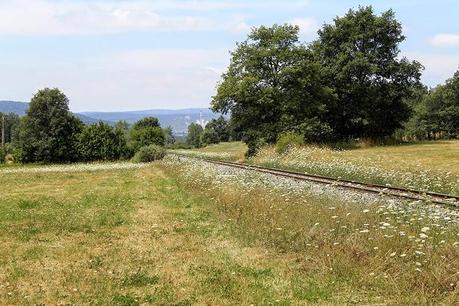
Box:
[1,0,458,112]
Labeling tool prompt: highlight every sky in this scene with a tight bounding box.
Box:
[0,0,458,112]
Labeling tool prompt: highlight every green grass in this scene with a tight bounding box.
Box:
[1,158,458,304]
[170,141,247,161]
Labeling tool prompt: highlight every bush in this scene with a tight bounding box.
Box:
[78,122,129,161]
[276,132,304,154]
[132,145,166,163]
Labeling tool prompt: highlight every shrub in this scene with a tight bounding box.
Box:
[128,117,165,152]
[276,132,304,154]
[78,122,129,161]
[131,145,166,163]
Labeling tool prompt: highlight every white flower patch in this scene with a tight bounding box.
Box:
[0,162,148,174]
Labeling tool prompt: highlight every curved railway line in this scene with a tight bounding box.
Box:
[172,154,459,208]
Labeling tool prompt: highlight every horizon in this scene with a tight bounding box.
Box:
[1,0,459,112]
[0,100,214,113]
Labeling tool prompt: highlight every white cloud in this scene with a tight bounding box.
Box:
[0,0,313,36]
[405,52,459,86]
[430,34,459,47]
[289,17,318,35]
[0,0,215,35]
[0,48,230,111]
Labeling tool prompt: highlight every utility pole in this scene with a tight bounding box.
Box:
[1,114,4,151]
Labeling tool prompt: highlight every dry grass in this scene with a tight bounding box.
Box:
[163,156,459,305]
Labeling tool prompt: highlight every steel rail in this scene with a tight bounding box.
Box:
[171,154,459,208]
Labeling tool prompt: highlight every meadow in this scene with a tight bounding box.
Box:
[175,140,459,195]
[0,158,458,304]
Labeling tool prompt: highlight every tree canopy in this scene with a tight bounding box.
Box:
[15,88,82,163]
[212,24,333,155]
[407,70,459,139]
[313,6,423,138]
[128,117,165,152]
[78,122,128,161]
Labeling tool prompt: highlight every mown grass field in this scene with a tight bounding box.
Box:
[178,140,459,195]
[0,159,458,305]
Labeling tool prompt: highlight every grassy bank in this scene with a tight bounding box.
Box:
[250,140,459,195]
[176,140,459,195]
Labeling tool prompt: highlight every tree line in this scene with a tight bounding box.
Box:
[2,6,458,163]
[185,116,241,149]
[212,6,459,155]
[1,88,171,164]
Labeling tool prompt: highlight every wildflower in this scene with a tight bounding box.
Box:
[390,252,397,257]
[419,233,428,239]
[421,227,430,233]
[359,229,369,233]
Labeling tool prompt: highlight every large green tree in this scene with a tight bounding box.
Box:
[212,24,334,155]
[15,88,82,163]
[313,6,423,138]
[128,117,165,152]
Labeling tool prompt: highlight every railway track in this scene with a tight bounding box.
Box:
[172,154,459,208]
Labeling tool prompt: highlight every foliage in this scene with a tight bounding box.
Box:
[187,123,204,148]
[14,88,83,163]
[163,126,176,146]
[406,70,459,139]
[313,6,423,138]
[212,25,334,155]
[201,127,220,146]
[78,122,129,161]
[0,112,20,144]
[128,117,165,152]
[206,116,230,142]
[275,132,304,154]
[131,145,166,163]
[167,141,192,150]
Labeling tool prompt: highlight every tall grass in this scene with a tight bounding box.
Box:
[163,156,459,304]
[250,145,459,195]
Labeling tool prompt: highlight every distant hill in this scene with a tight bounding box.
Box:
[0,101,28,116]
[81,108,220,134]
[0,101,106,125]
[0,101,220,134]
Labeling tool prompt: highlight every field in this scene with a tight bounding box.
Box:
[171,142,248,161]
[1,158,458,305]
[175,140,459,195]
